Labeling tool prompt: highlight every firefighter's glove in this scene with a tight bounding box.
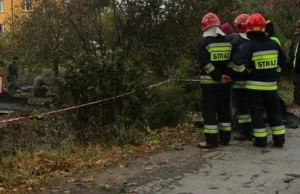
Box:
[220,75,231,84]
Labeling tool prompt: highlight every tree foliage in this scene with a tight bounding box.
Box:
[0,0,256,142]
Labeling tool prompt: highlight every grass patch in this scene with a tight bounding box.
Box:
[0,122,200,193]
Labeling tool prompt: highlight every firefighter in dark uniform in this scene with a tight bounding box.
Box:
[196,13,232,148]
[289,20,300,106]
[265,21,283,78]
[232,13,286,148]
[265,21,281,46]
[230,14,252,141]
[265,21,288,115]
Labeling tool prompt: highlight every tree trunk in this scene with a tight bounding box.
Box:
[53,58,59,77]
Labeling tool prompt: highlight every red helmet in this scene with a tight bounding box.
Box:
[234,14,250,33]
[221,22,233,35]
[202,13,221,31]
[246,13,266,32]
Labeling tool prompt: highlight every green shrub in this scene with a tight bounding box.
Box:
[143,83,199,129]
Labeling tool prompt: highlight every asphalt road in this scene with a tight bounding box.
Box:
[129,129,300,194]
[44,128,300,194]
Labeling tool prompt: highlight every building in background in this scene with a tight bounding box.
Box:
[0,0,32,35]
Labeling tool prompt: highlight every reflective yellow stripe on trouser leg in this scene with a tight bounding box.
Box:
[219,123,232,132]
[253,128,268,138]
[271,125,286,136]
[237,114,252,124]
[204,125,219,134]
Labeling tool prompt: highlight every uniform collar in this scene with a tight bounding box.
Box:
[239,33,249,40]
[203,26,226,37]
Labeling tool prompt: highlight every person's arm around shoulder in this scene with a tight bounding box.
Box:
[232,41,252,73]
